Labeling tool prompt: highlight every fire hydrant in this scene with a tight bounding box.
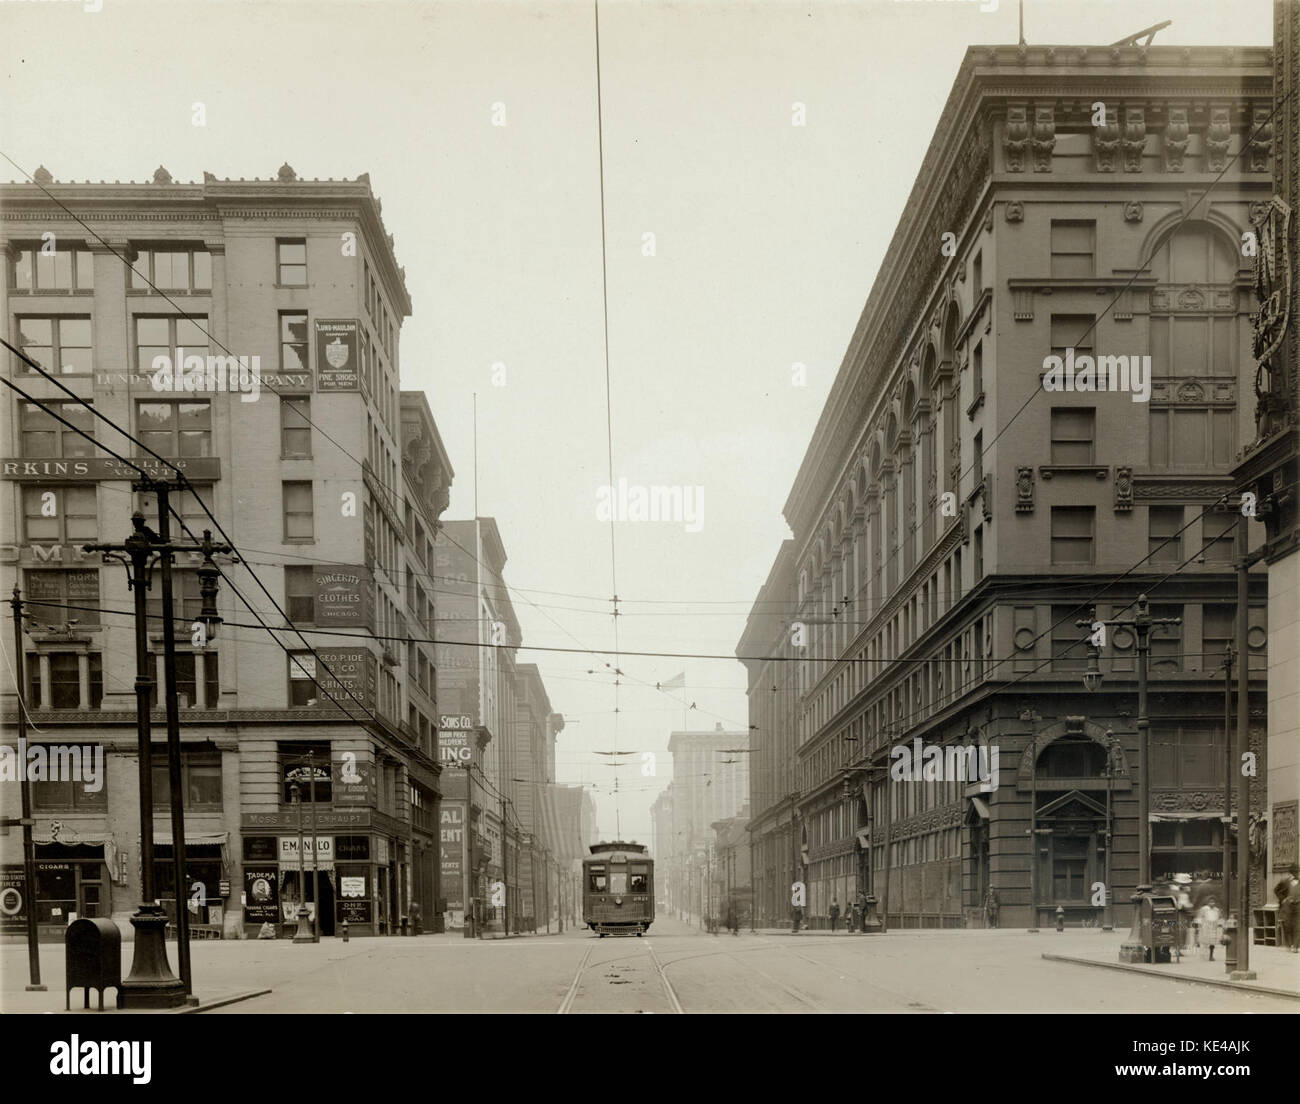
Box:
[1055,905,1065,932]
[342,920,349,943]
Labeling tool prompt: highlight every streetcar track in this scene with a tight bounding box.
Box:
[557,937,684,1014]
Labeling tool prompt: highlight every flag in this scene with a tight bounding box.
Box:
[658,672,686,692]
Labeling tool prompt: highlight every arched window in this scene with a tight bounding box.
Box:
[1147,222,1242,471]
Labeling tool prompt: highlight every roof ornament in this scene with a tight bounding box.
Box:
[1110,20,1172,46]
[278,162,298,182]
[33,165,53,184]
[153,165,173,184]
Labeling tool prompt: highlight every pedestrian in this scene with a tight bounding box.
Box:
[850,898,861,933]
[1171,873,1195,954]
[1283,865,1300,953]
[791,903,803,933]
[984,886,999,929]
[829,898,840,933]
[1194,896,1222,960]
[1274,864,1299,949]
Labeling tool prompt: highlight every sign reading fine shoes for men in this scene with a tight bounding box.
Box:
[315,319,360,391]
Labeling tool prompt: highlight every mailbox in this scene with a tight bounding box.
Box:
[1135,893,1181,963]
[65,917,123,1010]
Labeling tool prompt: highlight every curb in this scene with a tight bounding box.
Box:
[182,988,273,1013]
[1040,953,1300,1000]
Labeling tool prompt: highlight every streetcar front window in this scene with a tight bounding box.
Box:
[629,867,648,893]
[588,866,607,893]
[609,870,628,894]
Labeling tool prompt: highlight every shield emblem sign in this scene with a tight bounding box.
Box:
[325,337,350,369]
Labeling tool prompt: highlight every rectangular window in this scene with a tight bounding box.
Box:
[973,342,984,396]
[280,396,311,457]
[145,570,203,627]
[280,741,332,802]
[15,316,92,375]
[1148,506,1184,564]
[1050,506,1094,565]
[287,653,318,706]
[135,400,212,458]
[973,431,984,486]
[1152,725,1222,789]
[153,749,223,808]
[1201,512,1236,563]
[285,566,316,623]
[134,315,209,374]
[1052,837,1089,900]
[1050,408,1096,465]
[130,247,212,292]
[588,866,607,893]
[1051,606,1089,672]
[23,485,97,545]
[13,244,94,291]
[283,481,314,540]
[147,652,218,710]
[1050,220,1096,278]
[1050,314,1095,360]
[280,312,309,374]
[24,570,100,628]
[20,400,96,457]
[972,250,983,292]
[1202,603,1236,672]
[135,485,211,537]
[29,740,107,807]
[277,239,307,286]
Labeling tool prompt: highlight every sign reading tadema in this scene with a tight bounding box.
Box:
[243,868,279,923]
[440,803,465,911]
[313,565,373,627]
[314,319,360,391]
[1,456,222,483]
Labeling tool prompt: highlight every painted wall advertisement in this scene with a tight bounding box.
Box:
[440,802,465,912]
[438,713,475,767]
[313,565,373,627]
[315,319,360,391]
[243,868,279,924]
[291,650,377,711]
[332,749,376,806]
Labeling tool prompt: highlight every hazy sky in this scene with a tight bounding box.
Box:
[2,0,1272,844]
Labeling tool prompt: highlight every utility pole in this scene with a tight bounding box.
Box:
[8,589,45,991]
[86,506,228,1007]
[1222,642,1235,924]
[1233,520,1255,978]
[1024,708,1041,933]
[500,791,509,935]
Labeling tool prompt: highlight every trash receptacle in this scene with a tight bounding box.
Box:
[66,917,123,1010]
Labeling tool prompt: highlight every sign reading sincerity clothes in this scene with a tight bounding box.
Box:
[314,565,373,627]
[315,320,360,391]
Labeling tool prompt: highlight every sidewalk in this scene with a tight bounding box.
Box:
[1042,935,1300,1000]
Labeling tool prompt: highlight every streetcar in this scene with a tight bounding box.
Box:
[582,841,655,936]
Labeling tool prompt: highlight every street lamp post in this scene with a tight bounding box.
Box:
[291,781,314,943]
[1078,596,1181,962]
[8,589,45,992]
[1101,728,1122,932]
[85,508,227,1008]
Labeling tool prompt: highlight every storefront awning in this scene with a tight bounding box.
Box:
[154,830,230,847]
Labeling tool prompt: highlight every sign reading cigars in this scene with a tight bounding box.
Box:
[315,319,360,391]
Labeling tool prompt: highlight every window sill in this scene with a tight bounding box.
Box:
[1039,465,1109,479]
[274,283,309,291]
[283,538,317,545]
[966,391,985,420]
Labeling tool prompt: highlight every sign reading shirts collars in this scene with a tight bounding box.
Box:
[313,649,377,710]
[314,319,360,391]
[313,565,374,627]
